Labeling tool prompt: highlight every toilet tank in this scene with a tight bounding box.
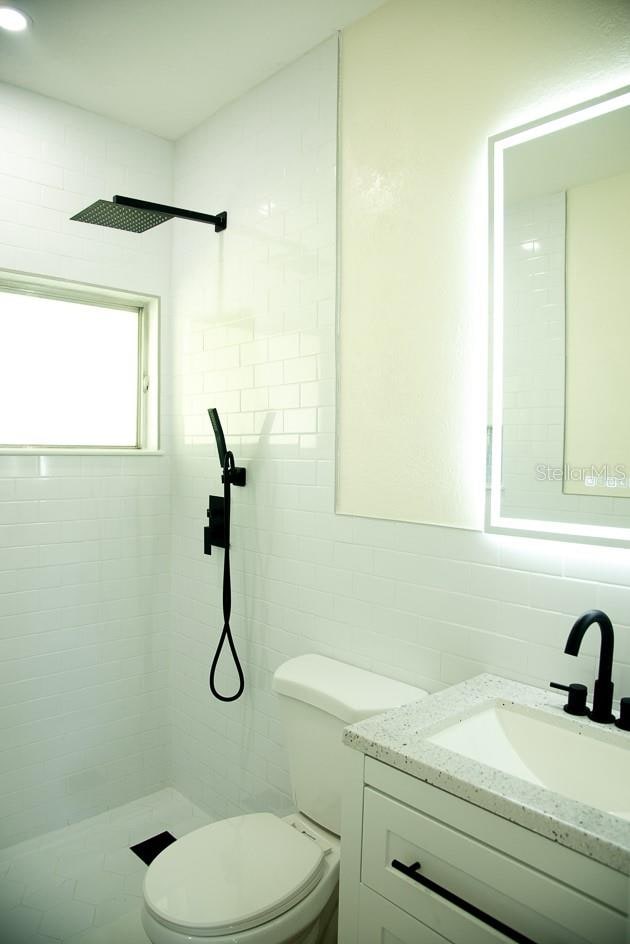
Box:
[272,655,426,836]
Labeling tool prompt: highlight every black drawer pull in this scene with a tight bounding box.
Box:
[391,859,537,944]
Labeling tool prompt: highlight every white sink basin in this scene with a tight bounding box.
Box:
[427,701,630,820]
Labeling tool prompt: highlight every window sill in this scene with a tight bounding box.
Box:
[0,448,163,456]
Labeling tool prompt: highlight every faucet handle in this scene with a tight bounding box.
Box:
[550,681,589,716]
[615,697,630,731]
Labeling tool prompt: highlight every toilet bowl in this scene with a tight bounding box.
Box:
[142,655,426,944]
[141,813,340,944]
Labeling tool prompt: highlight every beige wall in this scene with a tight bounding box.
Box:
[337,0,630,528]
[564,169,630,498]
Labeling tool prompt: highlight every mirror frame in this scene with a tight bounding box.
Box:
[487,84,630,548]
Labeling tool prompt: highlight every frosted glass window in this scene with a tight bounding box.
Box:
[0,289,140,447]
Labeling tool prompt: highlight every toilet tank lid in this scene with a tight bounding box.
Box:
[272,654,426,723]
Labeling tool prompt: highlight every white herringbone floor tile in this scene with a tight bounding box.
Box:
[0,789,212,943]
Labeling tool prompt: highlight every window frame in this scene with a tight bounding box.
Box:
[0,270,160,455]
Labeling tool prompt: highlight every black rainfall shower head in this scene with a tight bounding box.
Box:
[71,199,171,233]
[71,195,227,234]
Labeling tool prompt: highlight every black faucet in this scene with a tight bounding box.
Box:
[564,609,615,724]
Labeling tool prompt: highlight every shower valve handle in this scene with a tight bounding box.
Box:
[204,495,227,555]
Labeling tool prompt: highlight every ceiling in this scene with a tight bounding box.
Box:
[0,0,385,140]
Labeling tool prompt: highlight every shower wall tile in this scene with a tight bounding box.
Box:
[0,83,173,846]
[168,36,630,825]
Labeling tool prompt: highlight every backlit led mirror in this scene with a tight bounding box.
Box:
[487,86,630,546]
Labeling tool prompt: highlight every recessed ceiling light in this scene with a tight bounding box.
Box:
[0,6,29,31]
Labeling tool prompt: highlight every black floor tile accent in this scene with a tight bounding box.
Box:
[131,830,177,865]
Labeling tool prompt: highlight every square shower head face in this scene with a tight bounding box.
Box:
[71,199,172,233]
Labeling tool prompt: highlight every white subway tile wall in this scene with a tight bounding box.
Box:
[168,38,630,823]
[502,193,629,526]
[0,38,629,853]
[502,193,568,521]
[0,82,173,846]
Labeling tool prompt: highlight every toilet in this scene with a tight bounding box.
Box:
[141,654,426,944]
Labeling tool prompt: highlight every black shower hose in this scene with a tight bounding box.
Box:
[208,450,245,702]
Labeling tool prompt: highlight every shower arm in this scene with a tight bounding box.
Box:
[113,195,227,232]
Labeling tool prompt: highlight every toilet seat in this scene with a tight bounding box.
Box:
[143,812,327,937]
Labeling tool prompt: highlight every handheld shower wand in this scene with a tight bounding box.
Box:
[205,410,246,702]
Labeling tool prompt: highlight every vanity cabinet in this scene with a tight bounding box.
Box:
[339,754,629,944]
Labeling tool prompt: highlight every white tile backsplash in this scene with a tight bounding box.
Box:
[0,83,173,846]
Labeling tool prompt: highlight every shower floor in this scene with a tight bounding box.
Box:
[0,788,212,943]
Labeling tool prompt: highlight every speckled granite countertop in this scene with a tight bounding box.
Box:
[343,673,630,875]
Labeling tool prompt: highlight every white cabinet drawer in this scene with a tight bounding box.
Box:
[358,879,521,944]
[361,786,625,944]
[358,884,450,944]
